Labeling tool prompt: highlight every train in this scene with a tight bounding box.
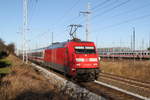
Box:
[27,39,100,81]
[98,50,150,59]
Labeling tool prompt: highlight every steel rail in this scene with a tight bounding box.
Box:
[95,81,150,100]
[101,72,150,85]
[100,73,150,90]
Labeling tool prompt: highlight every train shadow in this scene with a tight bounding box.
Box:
[14,90,54,100]
[13,90,73,100]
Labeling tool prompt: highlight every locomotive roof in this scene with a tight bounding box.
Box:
[47,42,67,49]
[47,41,94,49]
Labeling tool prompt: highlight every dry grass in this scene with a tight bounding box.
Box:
[0,55,72,100]
[100,59,150,82]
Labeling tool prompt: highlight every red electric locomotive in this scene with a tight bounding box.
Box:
[28,40,100,81]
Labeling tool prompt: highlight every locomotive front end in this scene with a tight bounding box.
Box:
[69,42,100,81]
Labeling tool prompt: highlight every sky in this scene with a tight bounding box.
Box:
[0,0,150,50]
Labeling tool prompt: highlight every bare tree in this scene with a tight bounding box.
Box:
[0,38,15,58]
[7,43,15,54]
[0,38,5,50]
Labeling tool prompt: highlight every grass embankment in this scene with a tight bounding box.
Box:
[0,57,11,75]
[100,60,150,82]
[0,67,10,74]
[0,55,72,100]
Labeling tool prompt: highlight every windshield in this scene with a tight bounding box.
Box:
[74,46,96,54]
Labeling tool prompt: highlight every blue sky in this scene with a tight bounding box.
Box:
[0,0,150,50]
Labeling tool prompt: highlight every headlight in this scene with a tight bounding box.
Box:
[89,58,98,62]
[98,57,101,61]
[76,58,84,62]
[76,64,81,66]
[93,63,98,66]
[71,68,76,71]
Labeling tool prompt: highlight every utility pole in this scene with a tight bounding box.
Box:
[133,27,135,52]
[133,27,135,63]
[96,36,98,47]
[148,33,150,60]
[131,34,132,51]
[80,3,91,41]
[149,33,150,49]
[23,0,28,63]
[51,32,53,44]
[142,39,144,50]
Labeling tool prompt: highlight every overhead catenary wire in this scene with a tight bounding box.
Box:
[64,0,107,25]
[37,0,118,39]
[73,0,131,41]
[61,0,114,28]
[69,0,114,25]
[53,0,81,27]
[65,16,81,26]
[28,0,38,25]
[108,2,150,19]
[68,0,114,25]
[36,0,81,38]
[92,0,119,12]
[91,0,111,10]
[92,0,131,20]
[90,0,150,40]
[48,0,81,33]
[28,0,35,19]
[44,0,113,37]
[94,13,150,34]
[65,0,125,40]
[77,0,129,25]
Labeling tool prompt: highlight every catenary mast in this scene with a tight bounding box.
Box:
[80,3,91,41]
[23,0,28,63]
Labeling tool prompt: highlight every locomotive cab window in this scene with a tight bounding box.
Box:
[74,46,96,54]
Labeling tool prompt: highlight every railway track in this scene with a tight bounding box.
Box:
[78,81,149,100]
[31,63,149,100]
[97,72,150,98]
[100,72,150,88]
